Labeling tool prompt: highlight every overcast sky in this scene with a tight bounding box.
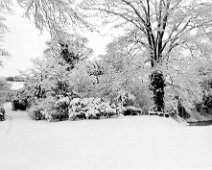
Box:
[0,1,111,77]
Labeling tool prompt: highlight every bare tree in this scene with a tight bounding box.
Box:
[81,0,212,112]
[82,0,212,65]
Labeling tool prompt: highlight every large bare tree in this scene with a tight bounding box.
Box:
[81,0,212,112]
[81,0,212,66]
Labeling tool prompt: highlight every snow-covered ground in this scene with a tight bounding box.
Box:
[0,102,212,170]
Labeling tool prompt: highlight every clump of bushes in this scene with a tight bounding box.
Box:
[27,90,144,122]
[68,97,117,120]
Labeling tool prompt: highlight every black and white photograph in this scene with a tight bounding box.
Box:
[1,0,212,169]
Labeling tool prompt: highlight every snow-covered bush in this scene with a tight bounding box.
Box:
[40,95,69,122]
[195,78,212,116]
[83,98,102,119]
[98,101,117,118]
[69,98,88,120]
[69,98,97,120]
[0,105,5,121]
[164,99,178,117]
[68,97,118,120]
[113,90,143,116]
[114,90,136,107]
[10,88,32,111]
[122,106,142,116]
[26,90,80,121]
[28,105,44,120]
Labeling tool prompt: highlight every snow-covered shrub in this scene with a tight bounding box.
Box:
[122,106,142,116]
[112,90,143,116]
[83,98,102,119]
[10,88,32,111]
[68,98,87,120]
[12,99,28,111]
[114,90,136,107]
[0,105,5,121]
[69,98,94,120]
[41,95,70,122]
[28,105,44,120]
[98,101,117,118]
[68,97,118,120]
[164,99,178,117]
[27,90,80,122]
[196,77,212,116]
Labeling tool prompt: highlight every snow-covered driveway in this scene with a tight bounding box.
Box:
[0,102,212,170]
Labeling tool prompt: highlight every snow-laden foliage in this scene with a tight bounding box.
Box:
[28,91,79,121]
[17,0,93,37]
[97,38,153,113]
[9,88,31,111]
[27,89,144,122]
[28,94,130,122]
[28,105,44,120]
[82,0,212,67]
[113,90,143,116]
[0,77,10,121]
[68,62,97,98]
[113,90,136,106]
[162,56,210,119]
[68,97,117,120]
[195,60,212,116]
[0,0,11,62]
[19,32,92,107]
[39,95,69,122]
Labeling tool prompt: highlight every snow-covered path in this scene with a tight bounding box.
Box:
[0,102,212,170]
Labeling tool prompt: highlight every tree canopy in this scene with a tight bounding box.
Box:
[0,0,11,61]
[81,0,212,66]
[17,0,93,39]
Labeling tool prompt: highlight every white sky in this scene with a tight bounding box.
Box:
[0,1,111,77]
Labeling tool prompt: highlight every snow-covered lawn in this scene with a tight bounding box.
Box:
[0,102,212,170]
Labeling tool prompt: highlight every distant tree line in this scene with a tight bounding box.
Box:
[5,76,25,82]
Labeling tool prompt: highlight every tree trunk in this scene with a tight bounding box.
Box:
[149,44,165,112]
[146,29,166,113]
[150,70,165,112]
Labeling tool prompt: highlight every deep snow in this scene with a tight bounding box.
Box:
[0,102,212,170]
